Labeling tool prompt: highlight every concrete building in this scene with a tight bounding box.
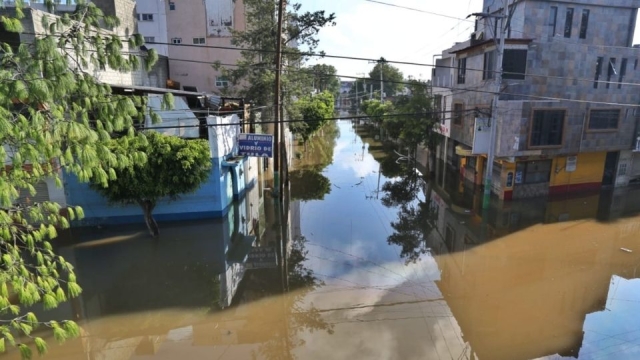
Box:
[136,0,246,93]
[134,0,169,56]
[435,0,640,200]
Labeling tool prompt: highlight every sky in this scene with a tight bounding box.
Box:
[298,0,640,81]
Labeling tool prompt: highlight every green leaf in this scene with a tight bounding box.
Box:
[52,326,67,344]
[18,343,31,360]
[34,337,47,355]
[62,321,80,338]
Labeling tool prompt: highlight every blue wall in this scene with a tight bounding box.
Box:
[64,157,249,226]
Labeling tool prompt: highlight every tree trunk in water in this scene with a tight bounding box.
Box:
[139,199,159,237]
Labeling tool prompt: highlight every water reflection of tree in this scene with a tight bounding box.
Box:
[252,235,334,360]
[290,122,340,202]
[381,166,437,263]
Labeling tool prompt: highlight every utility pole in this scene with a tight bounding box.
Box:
[272,0,285,198]
[368,57,385,102]
[470,0,508,209]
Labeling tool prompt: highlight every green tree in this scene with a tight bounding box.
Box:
[0,1,160,356]
[91,132,212,237]
[385,79,440,170]
[361,99,394,127]
[290,91,335,145]
[368,58,404,98]
[308,63,340,97]
[216,0,336,116]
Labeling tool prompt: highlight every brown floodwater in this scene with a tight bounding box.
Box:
[5,120,640,360]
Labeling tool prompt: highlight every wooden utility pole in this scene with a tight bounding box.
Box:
[273,0,285,198]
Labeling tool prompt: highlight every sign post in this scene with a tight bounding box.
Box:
[238,133,274,158]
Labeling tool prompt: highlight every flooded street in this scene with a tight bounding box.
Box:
[9,120,640,360]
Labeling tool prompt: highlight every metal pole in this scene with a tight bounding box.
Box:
[379,60,384,102]
[355,78,359,116]
[272,0,285,198]
[482,0,507,209]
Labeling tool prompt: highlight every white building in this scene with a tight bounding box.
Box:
[135,0,169,57]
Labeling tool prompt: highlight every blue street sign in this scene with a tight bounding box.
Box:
[238,133,274,158]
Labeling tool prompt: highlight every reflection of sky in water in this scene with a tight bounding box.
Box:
[578,276,640,360]
[301,121,411,276]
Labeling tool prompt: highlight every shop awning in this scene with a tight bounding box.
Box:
[455,145,474,156]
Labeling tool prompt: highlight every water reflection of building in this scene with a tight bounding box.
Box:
[11,184,269,359]
[427,186,640,360]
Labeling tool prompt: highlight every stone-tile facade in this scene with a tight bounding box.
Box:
[438,0,640,198]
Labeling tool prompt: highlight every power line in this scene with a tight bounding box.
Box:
[10,30,640,94]
[363,0,476,23]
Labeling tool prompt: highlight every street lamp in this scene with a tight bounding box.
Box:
[467,1,508,209]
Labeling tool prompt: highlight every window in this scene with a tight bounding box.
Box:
[564,8,574,38]
[453,103,464,126]
[143,36,155,43]
[193,37,206,45]
[549,6,558,36]
[579,9,590,39]
[607,58,616,89]
[434,94,443,122]
[530,110,565,147]
[594,56,603,88]
[466,156,477,171]
[518,160,552,184]
[137,13,154,21]
[169,1,175,10]
[619,163,628,176]
[483,50,495,80]
[215,76,229,88]
[502,49,527,80]
[618,58,628,89]
[588,109,620,130]
[171,37,182,44]
[457,58,466,84]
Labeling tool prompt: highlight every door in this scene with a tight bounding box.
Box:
[602,151,619,187]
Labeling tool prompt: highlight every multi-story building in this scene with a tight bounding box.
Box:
[435,0,640,200]
[136,0,246,94]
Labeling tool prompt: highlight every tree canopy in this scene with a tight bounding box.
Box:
[384,79,439,158]
[90,131,212,237]
[0,1,161,356]
[289,91,335,144]
[308,63,340,97]
[368,59,404,98]
[216,0,336,116]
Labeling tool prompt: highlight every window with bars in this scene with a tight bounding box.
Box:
[483,51,495,80]
[588,109,620,130]
[457,58,466,84]
[453,103,464,126]
[143,36,155,43]
[169,1,175,10]
[193,37,206,45]
[530,110,565,147]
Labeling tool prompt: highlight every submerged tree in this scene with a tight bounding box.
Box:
[383,79,440,170]
[91,131,212,237]
[0,1,160,356]
[289,91,335,146]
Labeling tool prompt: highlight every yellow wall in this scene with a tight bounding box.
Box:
[549,152,606,186]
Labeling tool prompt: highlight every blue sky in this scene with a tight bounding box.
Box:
[298,0,640,81]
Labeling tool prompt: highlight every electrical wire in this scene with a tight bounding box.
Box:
[8,29,640,96]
